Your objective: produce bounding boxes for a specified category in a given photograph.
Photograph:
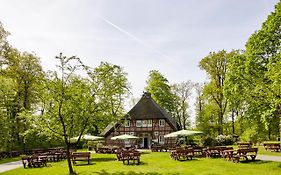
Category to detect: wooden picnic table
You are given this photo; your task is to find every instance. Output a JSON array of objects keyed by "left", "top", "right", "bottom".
[
  {"left": 22, "top": 155, "right": 47, "bottom": 168},
  {"left": 232, "top": 148, "right": 258, "bottom": 163},
  {"left": 192, "top": 146, "right": 206, "bottom": 157},
  {"left": 72, "top": 152, "right": 91, "bottom": 165},
  {"left": 263, "top": 143, "right": 280, "bottom": 152},
  {"left": 119, "top": 150, "right": 141, "bottom": 165},
  {"left": 222, "top": 149, "right": 235, "bottom": 161},
  {"left": 237, "top": 142, "right": 253, "bottom": 149},
  {"left": 151, "top": 145, "right": 168, "bottom": 152},
  {"left": 170, "top": 148, "right": 194, "bottom": 161},
  {"left": 204, "top": 147, "right": 223, "bottom": 158}
]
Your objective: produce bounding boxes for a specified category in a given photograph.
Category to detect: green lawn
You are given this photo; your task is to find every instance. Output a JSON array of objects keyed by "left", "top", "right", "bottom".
[
  {"left": 231, "top": 145, "right": 281, "bottom": 156},
  {"left": 0, "top": 156, "right": 22, "bottom": 165},
  {"left": 1, "top": 152, "right": 281, "bottom": 175},
  {"left": 258, "top": 146, "right": 281, "bottom": 156}
]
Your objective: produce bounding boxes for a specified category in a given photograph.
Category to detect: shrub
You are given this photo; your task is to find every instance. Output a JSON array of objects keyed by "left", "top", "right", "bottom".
[
  {"left": 201, "top": 136, "right": 216, "bottom": 146},
  {"left": 215, "top": 135, "right": 234, "bottom": 146}
]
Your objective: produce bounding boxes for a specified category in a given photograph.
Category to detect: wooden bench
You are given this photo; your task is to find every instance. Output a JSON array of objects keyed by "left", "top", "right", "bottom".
[
  {"left": 204, "top": 147, "right": 223, "bottom": 158},
  {"left": 72, "top": 152, "right": 91, "bottom": 165},
  {"left": 120, "top": 151, "right": 141, "bottom": 165},
  {"left": 22, "top": 156, "right": 47, "bottom": 168},
  {"left": 221, "top": 148, "right": 234, "bottom": 161},
  {"left": 171, "top": 148, "right": 194, "bottom": 161},
  {"left": 237, "top": 142, "right": 253, "bottom": 149},
  {"left": 233, "top": 148, "right": 258, "bottom": 163},
  {"left": 151, "top": 145, "right": 168, "bottom": 152},
  {"left": 192, "top": 146, "right": 205, "bottom": 157},
  {"left": 263, "top": 143, "right": 280, "bottom": 152}
]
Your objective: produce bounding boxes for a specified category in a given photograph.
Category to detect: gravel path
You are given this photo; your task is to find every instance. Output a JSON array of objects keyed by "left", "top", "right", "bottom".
[
  {"left": 257, "top": 155, "right": 281, "bottom": 162},
  {"left": 0, "top": 161, "right": 22, "bottom": 173}
]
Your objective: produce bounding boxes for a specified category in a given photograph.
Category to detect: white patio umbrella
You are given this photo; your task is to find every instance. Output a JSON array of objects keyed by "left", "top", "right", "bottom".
[
  {"left": 70, "top": 134, "right": 104, "bottom": 142},
  {"left": 111, "top": 134, "right": 139, "bottom": 140},
  {"left": 164, "top": 130, "right": 203, "bottom": 138}
]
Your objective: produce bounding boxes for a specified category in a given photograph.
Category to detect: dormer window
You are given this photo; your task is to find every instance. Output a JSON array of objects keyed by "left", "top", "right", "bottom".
[
  {"left": 147, "top": 120, "right": 152, "bottom": 127},
  {"left": 142, "top": 120, "right": 147, "bottom": 127},
  {"left": 136, "top": 120, "right": 142, "bottom": 127},
  {"left": 159, "top": 119, "right": 165, "bottom": 127},
  {"left": 125, "top": 120, "right": 130, "bottom": 127}
]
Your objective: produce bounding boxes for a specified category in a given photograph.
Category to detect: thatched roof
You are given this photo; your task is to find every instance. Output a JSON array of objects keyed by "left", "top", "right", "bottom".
[
  {"left": 101, "top": 92, "right": 178, "bottom": 137},
  {"left": 127, "top": 92, "right": 177, "bottom": 128}
]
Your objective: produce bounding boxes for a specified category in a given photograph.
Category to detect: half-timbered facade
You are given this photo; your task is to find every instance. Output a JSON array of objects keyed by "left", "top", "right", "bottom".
[{"left": 101, "top": 92, "right": 178, "bottom": 148}]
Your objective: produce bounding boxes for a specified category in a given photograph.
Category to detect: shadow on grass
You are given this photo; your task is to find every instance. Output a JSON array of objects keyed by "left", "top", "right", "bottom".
[
  {"left": 121, "top": 161, "right": 148, "bottom": 166},
  {"left": 73, "top": 162, "right": 95, "bottom": 166},
  {"left": 177, "top": 158, "right": 200, "bottom": 162},
  {"left": 139, "top": 152, "right": 151, "bottom": 155},
  {"left": 92, "top": 169, "right": 180, "bottom": 175},
  {"left": 239, "top": 160, "right": 272, "bottom": 164},
  {"left": 92, "top": 157, "right": 116, "bottom": 162}
]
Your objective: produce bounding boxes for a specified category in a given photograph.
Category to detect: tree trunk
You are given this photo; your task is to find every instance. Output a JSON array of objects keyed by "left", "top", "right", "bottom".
[
  {"left": 65, "top": 142, "right": 75, "bottom": 175},
  {"left": 279, "top": 106, "right": 281, "bottom": 144},
  {"left": 279, "top": 114, "right": 281, "bottom": 143},
  {"left": 231, "top": 110, "right": 235, "bottom": 135},
  {"left": 268, "top": 124, "right": 271, "bottom": 140},
  {"left": 218, "top": 111, "right": 223, "bottom": 135}
]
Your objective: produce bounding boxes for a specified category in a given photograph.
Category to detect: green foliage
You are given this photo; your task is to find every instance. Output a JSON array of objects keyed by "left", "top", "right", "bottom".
[
  {"left": 145, "top": 70, "right": 175, "bottom": 114},
  {"left": 0, "top": 39, "right": 44, "bottom": 151},
  {"left": 145, "top": 70, "right": 193, "bottom": 128},
  {"left": 215, "top": 135, "right": 235, "bottom": 146},
  {"left": 171, "top": 81, "right": 193, "bottom": 129},
  {"left": 88, "top": 62, "right": 130, "bottom": 131},
  {"left": 198, "top": 1, "right": 281, "bottom": 141},
  {"left": 223, "top": 1, "right": 281, "bottom": 142},
  {"left": 198, "top": 50, "right": 240, "bottom": 135}
]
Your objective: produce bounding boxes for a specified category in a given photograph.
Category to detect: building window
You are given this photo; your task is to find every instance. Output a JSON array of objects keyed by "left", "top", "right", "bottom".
[
  {"left": 154, "top": 131, "right": 158, "bottom": 136},
  {"left": 136, "top": 120, "right": 142, "bottom": 127},
  {"left": 130, "top": 132, "right": 134, "bottom": 135},
  {"left": 142, "top": 120, "right": 147, "bottom": 127},
  {"left": 147, "top": 120, "right": 152, "bottom": 127},
  {"left": 159, "top": 135, "right": 164, "bottom": 144},
  {"left": 159, "top": 119, "right": 165, "bottom": 127},
  {"left": 125, "top": 120, "right": 130, "bottom": 127}
]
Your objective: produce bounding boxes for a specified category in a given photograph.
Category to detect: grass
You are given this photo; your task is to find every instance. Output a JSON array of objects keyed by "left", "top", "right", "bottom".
[
  {"left": 231, "top": 145, "right": 281, "bottom": 156},
  {"left": 258, "top": 146, "right": 281, "bottom": 156},
  {"left": 0, "top": 152, "right": 281, "bottom": 175},
  {"left": 0, "top": 156, "right": 22, "bottom": 165}
]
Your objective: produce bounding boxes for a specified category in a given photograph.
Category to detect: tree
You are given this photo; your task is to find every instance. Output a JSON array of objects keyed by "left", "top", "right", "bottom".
[
  {"left": 199, "top": 50, "right": 239, "bottom": 135},
  {"left": 171, "top": 81, "right": 193, "bottom": 129},
  {"left": 37, "top": 54, "right": 97, "bottom": 174},
  {"left": 0, "top": 21, "right": 9, "bottom": 51},
  {"left": 0, "top": 43, "right": 44, "bottom": 150},
  {"left": 195, "top": 83, "right": 219, "bottom": 136},
  {"left": 87, "top": 62, "right": 130, "bottom": 133},
  {"left": 145, "top": 70, "right": 175, "bottom": 114},
  {"left": 243, "top": 1, "right": 281, "bottom": 141}
]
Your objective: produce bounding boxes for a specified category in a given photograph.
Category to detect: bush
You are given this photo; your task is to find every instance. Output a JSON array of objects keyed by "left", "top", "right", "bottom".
[
  {"left": 201, "top": 135, "right": 235, "bottom": 146},
  {"left": 201, "top": 136, "right": 216, "bottom": 146},
  {"left": 215, "top": 135, "right": 234, "bottom": 146},
  {"left": 240, "top": 127, "right": 262, "bottom": 144}
]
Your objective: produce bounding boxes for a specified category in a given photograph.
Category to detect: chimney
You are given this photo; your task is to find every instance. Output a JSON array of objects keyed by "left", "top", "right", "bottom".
[{"left": 142, "top": 92, "right": 151, "bottom": 98}]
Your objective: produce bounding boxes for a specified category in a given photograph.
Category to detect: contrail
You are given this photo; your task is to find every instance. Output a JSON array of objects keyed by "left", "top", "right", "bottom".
[{"left": 100, "top": 16, "right": 171, "bottom": 59}]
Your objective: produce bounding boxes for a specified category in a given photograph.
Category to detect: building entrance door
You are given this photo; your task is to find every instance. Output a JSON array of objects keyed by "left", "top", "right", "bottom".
[{"left": 143, "top": 138, "right": 148, "bottom": 148}]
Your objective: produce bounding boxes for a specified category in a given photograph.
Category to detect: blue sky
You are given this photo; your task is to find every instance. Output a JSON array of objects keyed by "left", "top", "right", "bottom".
[{"left": 0, "top": 0, "right": 279, "bottom": 119}]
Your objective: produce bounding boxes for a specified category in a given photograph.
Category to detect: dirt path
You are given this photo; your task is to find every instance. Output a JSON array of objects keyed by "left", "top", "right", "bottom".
[
  {"left": 257, "top": 155, "right": 281, "bottom": 162},
  {"left": 0, "top": 161, "right": 22, "bottom": 173}
]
